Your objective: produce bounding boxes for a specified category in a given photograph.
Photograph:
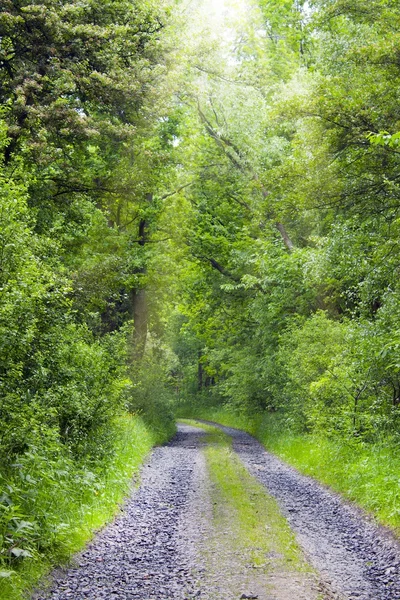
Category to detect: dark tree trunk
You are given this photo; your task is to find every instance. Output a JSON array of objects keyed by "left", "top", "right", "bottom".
[
  {"left": 131, "top": 287, "right": 148, "bottom": 360},
  {"left": 198, "top": 352, "right": 204, "bottom": 391},
  {"left": 130, "top": 194, "right": 152, "bottom": 361}
]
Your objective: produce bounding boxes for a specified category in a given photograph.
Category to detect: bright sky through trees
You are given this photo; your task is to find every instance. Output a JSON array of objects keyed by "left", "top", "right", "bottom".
[{"left": 188, "top": 0, "right": 259, "bottom": 48}]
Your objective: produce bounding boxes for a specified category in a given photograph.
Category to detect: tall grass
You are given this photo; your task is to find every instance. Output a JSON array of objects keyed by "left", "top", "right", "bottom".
[
  {"left": 178, "top": 406, "right": 400, "bottom": 536},
  {"left": 0, "top": 415, "right": 174, "bottom": 600}
]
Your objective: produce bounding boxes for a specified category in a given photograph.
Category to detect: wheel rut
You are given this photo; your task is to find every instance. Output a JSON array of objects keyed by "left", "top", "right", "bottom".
[
  {"left": 34, "top": 426, "right": 205, "bottom": 600},
  {"left": 217, "top": 423, "right": 400, "bottom": 600},
  {"left": 33, "top": 423, "right": 400, "bottom": 600}
]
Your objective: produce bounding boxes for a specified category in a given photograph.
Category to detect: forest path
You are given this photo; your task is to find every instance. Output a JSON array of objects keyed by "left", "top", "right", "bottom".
[{"left": 33, "top": 423, "right": 400, "bottom": 600}]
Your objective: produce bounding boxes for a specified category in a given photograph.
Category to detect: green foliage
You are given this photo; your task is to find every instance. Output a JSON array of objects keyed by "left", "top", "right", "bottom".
[
  {"left": 0, "top": 0, "right": 167, "bottom": 151},
  {"left": 0, "top": 0, "right": 177, "bottom": 590},
  {"left": 0, "top": 166, "right": 129, "bottom": 458},
  {"left": 126, "top": 343, "right": 177, "bottom": 444},
  {"left": 167, "top": 0, "right": 400, "bottom": 457},
  {"left": 368, "top": 131, "right": 400, "bottom": 149}
]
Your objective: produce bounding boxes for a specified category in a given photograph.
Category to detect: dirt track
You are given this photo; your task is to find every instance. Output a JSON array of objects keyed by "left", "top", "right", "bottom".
[{"left": 34, "top": 423, "right": 400, "bottom": 600}]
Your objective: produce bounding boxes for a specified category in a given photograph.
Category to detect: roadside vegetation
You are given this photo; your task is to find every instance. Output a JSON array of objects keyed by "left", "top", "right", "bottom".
[{"left": 0, "top": 415, "right": 173, "bottom": 600}]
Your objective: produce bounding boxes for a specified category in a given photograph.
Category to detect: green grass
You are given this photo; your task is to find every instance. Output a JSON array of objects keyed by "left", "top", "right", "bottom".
[
  {"left": 178, "top": 408, "right": 400, "bottom": 536},
  {"left": 201, "top": 424, "right": 309, "bottom": 571},
  {"left": 179, "top": 420, "right": 319, "bottom": 599},
  {"left": 0, "top": 414, "right": 175, "bottom": 600}
]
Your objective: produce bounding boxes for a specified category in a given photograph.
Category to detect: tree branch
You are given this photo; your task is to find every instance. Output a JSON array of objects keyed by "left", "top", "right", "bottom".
[{"left": 159, "top": 181, "right": 195, "bottom": 201}]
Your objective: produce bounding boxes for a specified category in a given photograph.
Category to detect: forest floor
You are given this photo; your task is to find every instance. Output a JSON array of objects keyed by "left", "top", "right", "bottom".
[{"left": 32, "top": 423, "right": 400, "bottom": 600}]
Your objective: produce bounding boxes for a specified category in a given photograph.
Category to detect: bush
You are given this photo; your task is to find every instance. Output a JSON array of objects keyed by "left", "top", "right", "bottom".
[{"left": 126, "top": 349, "right": 176, "bottom": 444}]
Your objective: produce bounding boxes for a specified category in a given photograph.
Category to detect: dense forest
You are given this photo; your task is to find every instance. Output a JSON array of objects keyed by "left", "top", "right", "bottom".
[{"left": 0, "top": 0, "right": 400, "bottom": 595}]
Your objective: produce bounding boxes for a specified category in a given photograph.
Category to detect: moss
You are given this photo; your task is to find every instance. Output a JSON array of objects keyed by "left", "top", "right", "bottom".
[{"left": 182, "top": 421, "right": 311, "bottom": 572}]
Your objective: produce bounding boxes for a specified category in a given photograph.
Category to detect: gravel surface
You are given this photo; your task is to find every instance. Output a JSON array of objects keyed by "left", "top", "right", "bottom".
[
  {"left": 34, "top": 422, "right": 400, "bottom": 600},
  {"left": 34, "top": 425, "right": 208, "bottom": 600},
  {"left": 216, "top": 424, "right": 400, "bottom": 600}
]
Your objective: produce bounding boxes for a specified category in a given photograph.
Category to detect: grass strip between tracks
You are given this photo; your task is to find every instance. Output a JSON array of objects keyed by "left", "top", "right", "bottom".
[
  {"left": 182, "top": 419, "right": 321, "bottom": 600},
  {"left": 178, "top": 409, "right": 400, "bottom": 537}
]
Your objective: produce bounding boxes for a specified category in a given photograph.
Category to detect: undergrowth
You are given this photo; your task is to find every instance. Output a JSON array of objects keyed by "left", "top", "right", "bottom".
[
  {"left": 0, "top": 414, "right": 174, "bottom": 600},
  {"left": 177, "top": 406, "right": 400, "bottom": 536}
]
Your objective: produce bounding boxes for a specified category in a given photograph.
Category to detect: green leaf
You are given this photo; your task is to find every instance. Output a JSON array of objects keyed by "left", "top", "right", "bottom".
[
  {"left": 10, "top": 548, "right": 33, "bottom": 558},
  {"left": 0, "top": 570, "right": 15, "bottom": 578}
]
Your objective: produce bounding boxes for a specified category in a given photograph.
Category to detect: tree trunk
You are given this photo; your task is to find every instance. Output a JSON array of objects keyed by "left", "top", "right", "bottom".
[
  {"left": 131, "top": 287, "right": 148, "bottom": 360},
  {"left": 275, "top": 222, "right": 294, "bottom": 253},
  {"left": 198, "top": 352, "right": 204, "bottom": 391},
  {"left": 130, "top": 195, "right": 152, "bottom": 361}
]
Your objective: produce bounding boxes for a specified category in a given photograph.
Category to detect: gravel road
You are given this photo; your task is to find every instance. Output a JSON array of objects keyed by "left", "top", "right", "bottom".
[
  {"left": 34, "top": 425, "right": 207, "bottom": 600},
  {"left": 221, "top": 424, "right": 400, "bottom": 600},
  {"left": 34, "top": 422, "right": 400, "bottom": 600}
]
